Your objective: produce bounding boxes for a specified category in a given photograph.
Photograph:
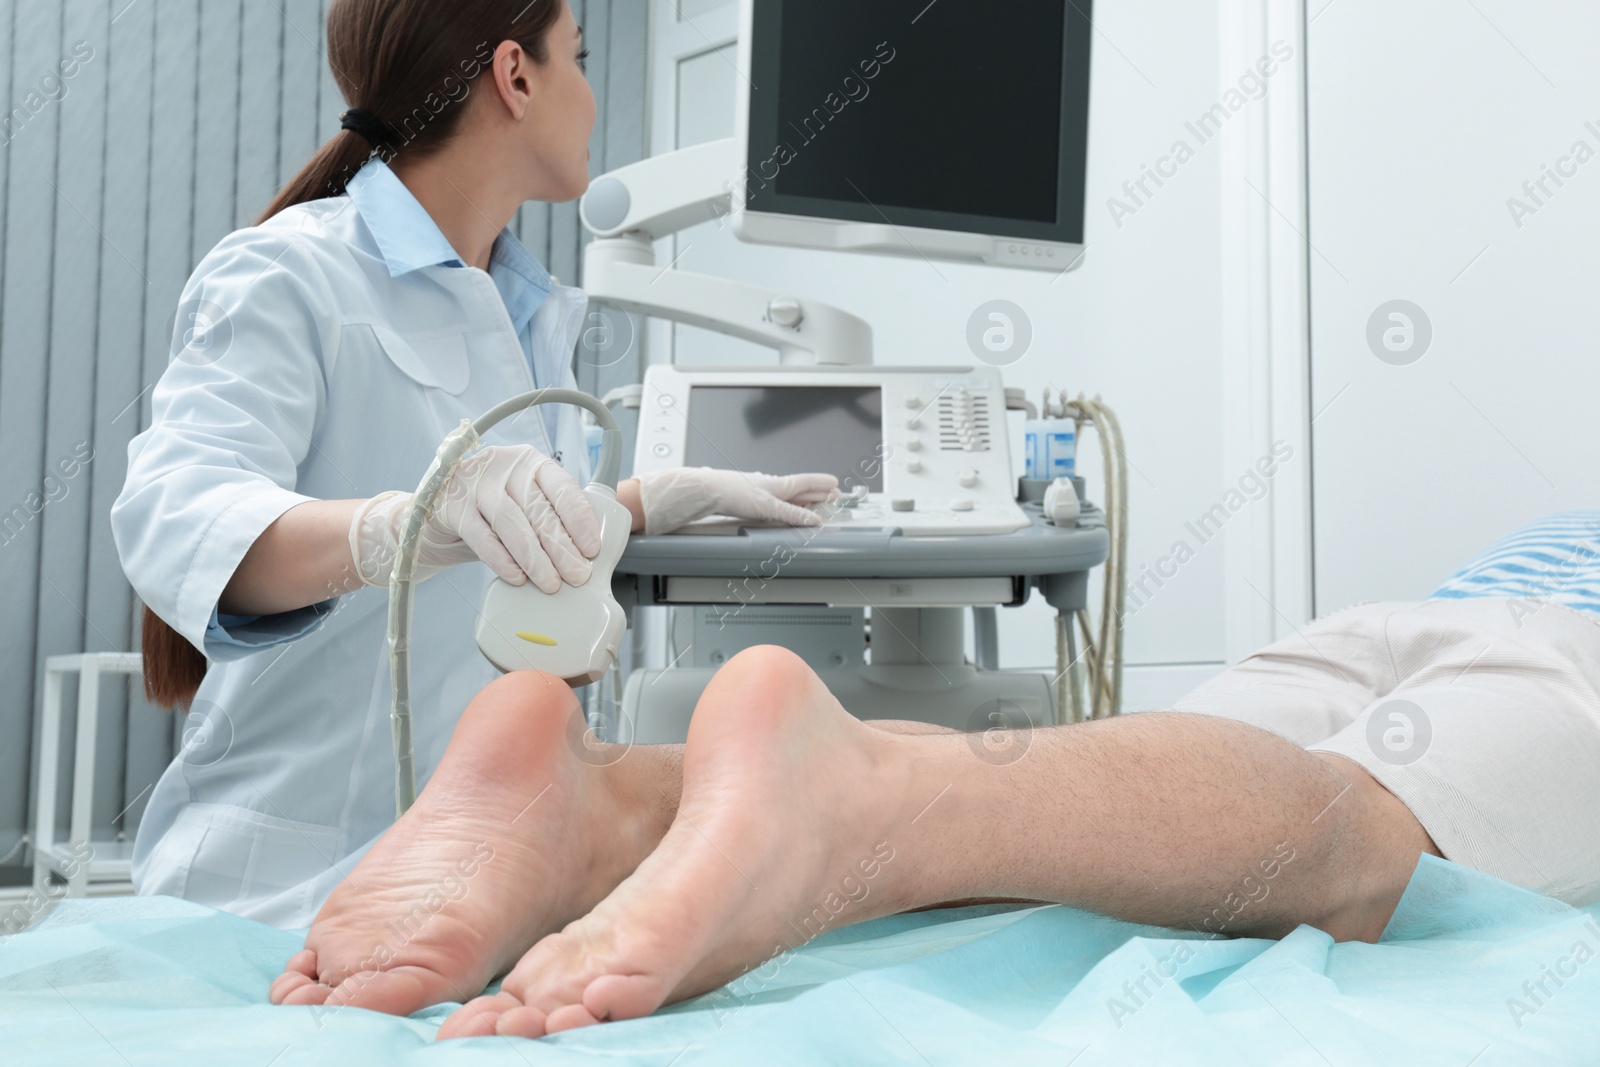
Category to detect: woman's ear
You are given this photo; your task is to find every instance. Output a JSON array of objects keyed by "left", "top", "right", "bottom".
[{"left": 487, "top": 39, "right": 536, "bottom": 122}]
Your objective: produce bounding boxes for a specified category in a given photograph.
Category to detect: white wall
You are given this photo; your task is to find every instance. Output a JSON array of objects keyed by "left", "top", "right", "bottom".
[
  {"left": 1307, "top": 0, "right": 1600, "bottom": 608},
  {"left": 643, "top": 1, "right": 1284, "bottom": 707}
]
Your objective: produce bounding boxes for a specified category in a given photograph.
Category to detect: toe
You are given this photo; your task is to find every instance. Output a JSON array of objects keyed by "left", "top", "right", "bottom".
[
  {"left": 285, "top": 948, "right": 319, "bottom": 978},
  {"left": 543, "top": 1002, "right": 604, "bottom": 1033},
  {"left": 495, "top": 1004, "right": 553, "bottom": 1038},
  {"left": 280, "top": 981, "right": 333, "bottom": 1007},
  {"left": 323, "top": 964, "right": 466, "bottom": 1018},
  {"left": 438, "top": 993, "right": 520, "bottom": 1041},
  {"left": 583, "top": 972, "right": 669, "bottom": 1024},
  {"left": 269, "top": 970, "right": 316, "bottom": 1004}
]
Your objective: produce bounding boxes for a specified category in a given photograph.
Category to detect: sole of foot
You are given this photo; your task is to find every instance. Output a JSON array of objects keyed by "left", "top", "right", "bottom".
[
  {"left": 268, "top": 670, "right": 662, "bottom": 1019},
  {"left": 438, "top": 646, "right": 912, "bottom": 1040}
]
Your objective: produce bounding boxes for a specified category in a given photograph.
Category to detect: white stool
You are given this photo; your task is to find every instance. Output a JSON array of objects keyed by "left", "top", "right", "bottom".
[{"left": 32, "top": 653, "right": 144, "bottom": 899}]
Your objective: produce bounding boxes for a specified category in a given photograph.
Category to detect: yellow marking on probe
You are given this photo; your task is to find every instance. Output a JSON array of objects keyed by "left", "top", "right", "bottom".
[{"left": 516, "top": 632, "right": 559, "bottom": 647}]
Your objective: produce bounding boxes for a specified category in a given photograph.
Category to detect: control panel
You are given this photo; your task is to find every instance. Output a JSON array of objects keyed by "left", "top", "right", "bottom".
[{"left": 634, "top": 365, "right": 1030, "bottom": 536}]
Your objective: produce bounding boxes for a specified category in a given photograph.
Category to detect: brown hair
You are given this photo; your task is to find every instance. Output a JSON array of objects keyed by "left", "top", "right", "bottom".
[{"left": 140, "top": 0, "right": 565, "bottom": 709}]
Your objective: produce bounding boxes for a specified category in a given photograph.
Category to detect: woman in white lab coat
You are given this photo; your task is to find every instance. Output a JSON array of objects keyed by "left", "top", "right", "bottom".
[{"left": 112, "top": 0, "right": 834, "bottom": 929}]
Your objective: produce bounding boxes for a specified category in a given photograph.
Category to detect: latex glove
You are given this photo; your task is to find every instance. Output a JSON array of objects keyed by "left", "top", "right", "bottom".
[
  {"left": 638, "top": 467, "right": 839, "bottom": 536},
  {"left": 350, "top": 445, "right": 602, "bottom": 593}
]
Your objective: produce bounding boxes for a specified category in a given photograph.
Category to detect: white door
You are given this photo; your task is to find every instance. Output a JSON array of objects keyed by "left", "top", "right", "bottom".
[{"left": 1307, "top": 0, "right": 1600, "bottom": 609}]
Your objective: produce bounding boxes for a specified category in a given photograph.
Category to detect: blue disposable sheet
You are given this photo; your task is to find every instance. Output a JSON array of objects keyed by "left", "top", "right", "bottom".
[{"left": 2, "top": 855, "right": 1598, "bottom": 1065}]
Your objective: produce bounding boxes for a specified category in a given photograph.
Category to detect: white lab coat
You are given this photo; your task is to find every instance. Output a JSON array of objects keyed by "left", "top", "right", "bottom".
[{"left": 112, "top": 166, "right": 591, "bottom": 928}]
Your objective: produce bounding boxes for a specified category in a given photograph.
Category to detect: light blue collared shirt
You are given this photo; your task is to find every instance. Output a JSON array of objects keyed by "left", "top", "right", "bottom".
[{"left": 208, "top": 159, "right": 568, "bottom": 650}]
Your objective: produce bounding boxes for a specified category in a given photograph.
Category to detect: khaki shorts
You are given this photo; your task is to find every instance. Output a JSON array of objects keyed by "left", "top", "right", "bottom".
[{"left": 1172, "top": 598, "right": 1600, "bottom": 907}]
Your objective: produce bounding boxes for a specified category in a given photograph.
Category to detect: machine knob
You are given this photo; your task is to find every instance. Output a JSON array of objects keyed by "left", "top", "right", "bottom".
[
  {"left": 951, "top": 498, "right": 975, "bottom": 512},
  {"left": 906, "top": 416, "right": 922, "bottom": 430},
  {"left": 891, "top": 498, "right": 916, "bottom": 512},
  {"left": 905, "top": 394, "right": 923, "bottom": 409},
  {"left": 959, "top": 469, "right": 979, "bottom": 488},
  {"left": 906, "top": 458, "right": 924, "bottom": 474},
  {"left": 905, "top": 438, "right": 923, "bottom": 452},
  {"left": 767, "top": 297, "right": 805, "bottom": 328}
]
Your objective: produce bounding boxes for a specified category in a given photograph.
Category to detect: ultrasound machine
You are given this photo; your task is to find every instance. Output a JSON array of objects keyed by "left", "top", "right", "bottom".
[{"left": 580, "top": 0, "right": 1125, "bottom": 742}]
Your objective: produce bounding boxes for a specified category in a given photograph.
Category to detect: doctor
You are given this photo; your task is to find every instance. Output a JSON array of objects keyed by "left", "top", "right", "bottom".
[{"left": 112, "top": 0, "right": 836, "bottom": 929}]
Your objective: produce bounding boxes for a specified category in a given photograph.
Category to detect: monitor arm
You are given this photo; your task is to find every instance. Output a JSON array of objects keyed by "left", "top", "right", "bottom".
[{"left": 579, "top": 138, "right": 874, "bottom": 367}]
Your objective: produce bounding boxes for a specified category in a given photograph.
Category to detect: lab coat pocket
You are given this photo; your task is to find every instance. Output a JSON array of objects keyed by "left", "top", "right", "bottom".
[
  {"left": 364, "top": 322, "right": 472, "bottom": 396},
  {"left": 144, "top": 802, "right": 344, "bottom": 924}
]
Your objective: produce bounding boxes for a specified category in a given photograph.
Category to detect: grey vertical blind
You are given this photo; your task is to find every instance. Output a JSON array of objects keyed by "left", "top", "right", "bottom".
[{"left": 0, "top": 0, "right": 650, "bottom": 866}]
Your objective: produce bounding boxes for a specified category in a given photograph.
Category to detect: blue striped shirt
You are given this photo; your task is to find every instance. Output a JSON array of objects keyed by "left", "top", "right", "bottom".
[{"left": 1431, "top": 511, "right": 1600, "bottom": 618}]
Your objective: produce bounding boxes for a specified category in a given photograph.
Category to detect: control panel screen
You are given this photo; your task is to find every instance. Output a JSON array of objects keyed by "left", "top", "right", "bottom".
[{"left": 684, "top": 386, "right": 885, "bottom": 493}]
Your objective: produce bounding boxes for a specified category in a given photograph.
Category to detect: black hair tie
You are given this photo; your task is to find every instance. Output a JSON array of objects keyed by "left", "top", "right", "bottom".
[{"left": 339, "top": 108, "right": 390, "bottom": 147}]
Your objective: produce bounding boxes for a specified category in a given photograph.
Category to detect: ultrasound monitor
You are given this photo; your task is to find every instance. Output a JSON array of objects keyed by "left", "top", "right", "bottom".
[{"left": 732, "top": 0, "right": 1092, "bottom": 273}]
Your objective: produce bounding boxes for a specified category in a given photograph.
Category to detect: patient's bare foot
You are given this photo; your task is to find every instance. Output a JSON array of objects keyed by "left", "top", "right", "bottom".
[
  {"left": 268, "top": 671, "right": 675, "bottom": 1018},
  {"left": 439, "top": 646, "right": 918, "bottom": 1039}
]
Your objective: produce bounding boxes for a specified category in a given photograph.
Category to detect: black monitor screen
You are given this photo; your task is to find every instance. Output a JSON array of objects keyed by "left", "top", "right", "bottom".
[
  {"left": 684, "top": 386, "right": 885, "bottom": 492},
  {"left": 744, "top": 0, "right": 1091, "bottom": 244}
]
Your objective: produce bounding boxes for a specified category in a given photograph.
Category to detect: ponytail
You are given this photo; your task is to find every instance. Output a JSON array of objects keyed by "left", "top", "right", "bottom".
[
  {"left": 140, "top": 0, "right": 565, "bottom": 708},
  {"left": 256, "top": 128, "right": 377, "bottom": 225},
  {"left": 141, "top": 606, "right": 207, "bottom": 710}
]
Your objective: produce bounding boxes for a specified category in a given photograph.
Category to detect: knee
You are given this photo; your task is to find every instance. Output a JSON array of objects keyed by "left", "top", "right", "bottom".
[{"left": 1304, "top": 754, "right": 1437, "bottom": 942}]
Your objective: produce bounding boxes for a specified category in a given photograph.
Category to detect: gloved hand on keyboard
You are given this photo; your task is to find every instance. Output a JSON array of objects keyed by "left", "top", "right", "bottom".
[{"left": 638, "top": 468, "right": 839, "bottom": 536}]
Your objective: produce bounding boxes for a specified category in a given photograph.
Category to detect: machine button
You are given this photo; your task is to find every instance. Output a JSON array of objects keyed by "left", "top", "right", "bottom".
[
  {"left": 906, "top": 416, "right": 922, "bottom": 430},
  {"left": 951, "top": 498, "right": 975, "bottom": 512},
  {"left": 652, "top": 443, "right": 672, "bottom": 458},
  {"left": 906, "top": 458, "right": 923, "bottom": 474},
  {"left": 891, "top": 498, "right": 916, "bottom": 512},
  {"left": 959, "top": 469, "right": 979, "bottom": 488},
  {"left": 657, "top": 394, "right": 675, "bottom": 408},
  {"left": 905, "top": 438, "right": 923, "bottom": 452},
  {"left": 905, "top": 394, "right": 923, "bottom": 409}
]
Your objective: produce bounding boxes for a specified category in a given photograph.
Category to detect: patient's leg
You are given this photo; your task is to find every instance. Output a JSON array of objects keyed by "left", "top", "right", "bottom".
[
  {"left": 268, "top": 670, "right": 680, "bottom": 1017},
  {"left": 447, "top": 645, "right": 1437, "bottom": 1039}
]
